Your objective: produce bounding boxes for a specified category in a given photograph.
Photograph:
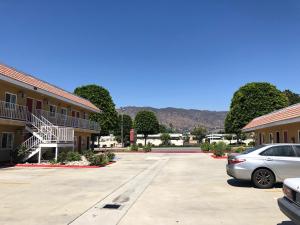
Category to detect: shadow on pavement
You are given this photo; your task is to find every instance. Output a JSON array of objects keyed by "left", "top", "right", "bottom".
[
  {"left": 227, "top": 179, "right": 283, "bottom": 189},
  {"left": 227, "top": 179, "right": 253, "bottom": 188},
  {"left": 277, "top": 221, "right": 295, "bottom": 225}
]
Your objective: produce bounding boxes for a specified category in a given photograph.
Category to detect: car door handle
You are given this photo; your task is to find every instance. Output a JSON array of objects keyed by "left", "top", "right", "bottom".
[{"left": 266, "top": 158, "right": 273, "bottom": 161}]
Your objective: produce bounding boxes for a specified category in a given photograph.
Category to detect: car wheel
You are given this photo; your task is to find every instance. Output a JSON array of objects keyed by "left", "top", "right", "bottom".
[{"left": 252, "top": 168, "right": 275, "bottom": 189}]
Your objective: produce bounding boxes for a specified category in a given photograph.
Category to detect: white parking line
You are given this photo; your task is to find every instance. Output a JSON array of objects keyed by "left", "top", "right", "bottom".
[{"left": 69, "top": 157, "right": 168, "bottom": 225}]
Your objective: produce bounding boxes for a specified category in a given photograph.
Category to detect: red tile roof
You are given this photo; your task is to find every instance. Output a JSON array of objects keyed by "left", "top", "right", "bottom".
[
  {"left": 243, "top": 104, "right": 300, "bottom": 131},
  {"left": 0, "top": 63, "right": 100, "bottom": 112}
]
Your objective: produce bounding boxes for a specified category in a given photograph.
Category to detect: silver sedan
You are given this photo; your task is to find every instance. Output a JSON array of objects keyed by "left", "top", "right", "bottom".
[{"left": 226, "top": 144, "right": 300, "bottom": 188}]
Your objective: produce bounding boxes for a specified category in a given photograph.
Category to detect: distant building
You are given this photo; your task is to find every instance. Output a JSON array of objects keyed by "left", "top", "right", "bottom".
[
  {"left": 95, "top": 135, "right": 120, "bottom": 148},
  {"left": 204, "top": 133, "right": 254, "bottom": 146},
  {"left": 136, "top": 133, "right": 184, "bottom": 146}
]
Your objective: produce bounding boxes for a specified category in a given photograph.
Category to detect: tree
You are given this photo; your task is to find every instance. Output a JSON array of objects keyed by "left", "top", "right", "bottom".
[
  {"left": 160, "top": 133, "right": 171, "bottom": 146},
  {"left": 283, "top": 90, "right": 300, "bottom": 106},
  {"left": 191, "top": 126, "right": 207, "bottom": 143},
  {"left": 159, "top": 124, "right": 168, "bottom": 133},
  {"left": 114, "top": 114, "right": 133, "bottom": 147},
  {"left": 74, "top": 85, "right": 118, "bottom": 136},
  {"left": 134, "top": 110, "right": 159, "bottom": 145},
  {"left": 224, "top": 134, "right": 233, "bottom": 145},
  {"left": 225, "top": 82, "right": 288, "bottom": 137}
]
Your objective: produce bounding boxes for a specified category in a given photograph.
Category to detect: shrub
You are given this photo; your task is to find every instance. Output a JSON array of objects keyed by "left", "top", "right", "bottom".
[
  {"left": 66, "top": 151, "right": 81, "bottom": 162},
  {"left": 143, "top": 143, "right": 152, "bottom": 152},
  {"left": 89, "top": 154, "right": 109, "bottom": 166},
  {"left": 106, "top": 151, "right": 115, "bottom": 162},
  {"left": 201, "top": 142, "right": 210, "bottom": 151},
  {"left": 138, "top": 143, "right": 143, "bottom": 148},
  {"left": 248, "top": 141, "right": 255, "bottom": 147},
  {"left": 234, "top": 146, "right": 245, "bottom": 153},
  {"left": 130, "top": 144, "right": 139, "bottom": 151},
  {"left": 57, "top": 151, "right": 68, "bottom": 163},
  {"left": 213, "top": 141, "right": 228, "bottom": 157},
  {"left": 83, "top": 150, "right": 94, "bottom": 161}
]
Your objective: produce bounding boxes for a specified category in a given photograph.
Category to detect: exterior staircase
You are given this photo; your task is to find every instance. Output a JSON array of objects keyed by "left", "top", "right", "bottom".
[{"left": 18, "top": 112, "right": 74, "bottom": 163}]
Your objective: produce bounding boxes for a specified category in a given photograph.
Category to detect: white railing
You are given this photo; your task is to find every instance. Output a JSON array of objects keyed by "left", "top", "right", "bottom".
[
  {"left": 21, "top": 135, "right": 42, "bottom": 151},
  {"left": 0, "top": 101, "right": 28, "bottom": 121},
  {"left": 35, "top": 109, "right": 100, "bottom": 131}
]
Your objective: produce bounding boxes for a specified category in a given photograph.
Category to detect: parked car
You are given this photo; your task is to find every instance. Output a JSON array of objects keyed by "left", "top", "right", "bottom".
[
  {"left": 278, "top": 178, "right": 300, "bottom": 225},
  {"left": 226, "top": 144, "right": 300, "bottom": 188}
]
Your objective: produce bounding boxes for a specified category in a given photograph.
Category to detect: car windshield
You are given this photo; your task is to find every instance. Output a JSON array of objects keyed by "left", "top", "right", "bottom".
[{"left": 241, "top": 145, "right": 266, "bottom": 155}]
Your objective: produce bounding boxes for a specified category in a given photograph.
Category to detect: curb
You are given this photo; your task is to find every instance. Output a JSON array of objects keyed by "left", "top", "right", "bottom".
[{"left": 15, "top": 161, "right": 116, "bottom": 169}]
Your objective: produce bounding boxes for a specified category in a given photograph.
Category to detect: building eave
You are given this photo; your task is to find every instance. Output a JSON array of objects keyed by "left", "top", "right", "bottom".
[
  {"left": 242, "top": 116, "right": 300, "bottom": 132},
  {"left": 0, "top": 73, "right": 101, "bottom": 113}
]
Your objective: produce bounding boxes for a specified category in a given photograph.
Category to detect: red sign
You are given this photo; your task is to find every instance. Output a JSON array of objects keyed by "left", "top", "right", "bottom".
[{"left": 130, "top": 129, "right": 135, "bottom": 143}]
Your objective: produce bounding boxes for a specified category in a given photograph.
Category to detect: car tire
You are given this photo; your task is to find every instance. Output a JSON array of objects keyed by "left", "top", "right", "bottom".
[{"left": 252, "top": 168, "right": 275, "bottom": 189}]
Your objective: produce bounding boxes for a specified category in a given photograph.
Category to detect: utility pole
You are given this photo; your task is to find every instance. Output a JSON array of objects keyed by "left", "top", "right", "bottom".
[{"left": 120, "top": 108, "right": 124, "bottom": 148}]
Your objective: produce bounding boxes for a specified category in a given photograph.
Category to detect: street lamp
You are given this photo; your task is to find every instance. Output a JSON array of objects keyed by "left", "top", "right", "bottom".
[{"left": 120, "top": 108, "right": 125, "bottom": 148}]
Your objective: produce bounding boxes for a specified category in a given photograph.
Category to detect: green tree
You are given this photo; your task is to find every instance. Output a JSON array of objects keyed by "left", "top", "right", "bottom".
[
  {"left": 160, "top": 133, "right": 171, "bottom": 146},
  {"left": 225, "top": 82, "right": 288, "bottom": 137},
  {"left": 114, "top": 114, "right": 133, "bottom": 146},
  {"left": 74, "top": 85, "right": 118, "bottom": 136},
  {"left": 159, "top": 124, "right": 168, "bottom": 133},
  {"left": 134, "top": 110, "right": 159, "bottom": 145},
  {"left": 224, "top": 134, "right": 233, "bottom": 145},
  {"left": 283, "top": 89, "right": 300, "bottom": 106},
  {"left": 191, "top": 126, "right": 207, "bottom": 143}
]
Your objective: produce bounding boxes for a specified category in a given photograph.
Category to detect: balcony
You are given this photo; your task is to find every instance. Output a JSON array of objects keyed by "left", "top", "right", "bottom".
[
  {"left": 35, "top": 109, "right": 100, "bottom": 132},
  {"left": 0, "top": 101, "right": 100, "bottom": 132}
]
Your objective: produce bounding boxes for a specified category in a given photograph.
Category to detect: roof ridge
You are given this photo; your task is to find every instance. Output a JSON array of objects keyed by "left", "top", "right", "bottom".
[{"left": 0, "top": 61, "right": 99, "bottom": 110}]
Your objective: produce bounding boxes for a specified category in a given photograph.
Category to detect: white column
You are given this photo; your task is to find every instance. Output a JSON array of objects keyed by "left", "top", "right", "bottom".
[
  {"left": 38, "top": 148, "right": 41, "bottom": 164},
  {"left": 55, "top": 147, "right": 58, "bottom": 161}
]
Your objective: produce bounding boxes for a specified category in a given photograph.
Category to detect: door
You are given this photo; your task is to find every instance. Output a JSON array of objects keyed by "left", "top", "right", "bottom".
[
  {"left": 284, "top": 131, "right": 288, "bottom": 143},
  {"left": 26, "top": 98, "right": 33, "bottom": 113},
  {"left": 261, "top": 145, "right": 300, "bottom": 180},
  {"left": 87, "top": 136, "right": 90, "bottom": 150},
  {"left": 78, "top": 136, "right": 82, "bottom": 153}
]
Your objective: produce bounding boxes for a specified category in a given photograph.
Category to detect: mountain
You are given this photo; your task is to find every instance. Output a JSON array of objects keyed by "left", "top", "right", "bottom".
[{"left": 118, "top": 106, "right": 228, "bottom": 132}]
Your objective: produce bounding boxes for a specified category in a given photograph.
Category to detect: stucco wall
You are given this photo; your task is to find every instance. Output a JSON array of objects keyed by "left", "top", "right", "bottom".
[
  {"left": 254, "top": 122, "right": 300, "bottom": 145},
  {"left": 0, "top": 79, "right": 93, "bottom": 119}
]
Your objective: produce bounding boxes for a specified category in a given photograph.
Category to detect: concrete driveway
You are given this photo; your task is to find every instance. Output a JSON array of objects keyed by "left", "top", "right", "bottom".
[{"left": 0, "top": 153, "right": 291, "bottom": 225}]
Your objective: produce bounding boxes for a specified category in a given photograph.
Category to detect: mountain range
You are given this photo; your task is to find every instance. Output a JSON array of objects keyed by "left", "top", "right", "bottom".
[{"left": 118, "top": 106, "right": 228, "bottom": 132}]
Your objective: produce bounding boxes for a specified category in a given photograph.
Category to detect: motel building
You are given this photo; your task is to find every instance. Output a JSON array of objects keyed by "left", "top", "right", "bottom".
[
  {"left": 0, "top": 63, "right": 100, "bottom": 163},
  {"left": 242, "top": 103, "right": 300, "bottom": 145}
]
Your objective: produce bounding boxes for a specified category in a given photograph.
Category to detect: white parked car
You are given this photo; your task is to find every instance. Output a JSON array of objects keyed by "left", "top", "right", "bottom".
[{"left": 278, "top": 178, "right": 300, "bottom": 225}]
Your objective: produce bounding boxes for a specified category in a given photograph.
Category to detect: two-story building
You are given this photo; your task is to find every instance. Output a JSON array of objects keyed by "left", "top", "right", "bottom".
[{"left": 0, "top": 63, "right": 101, "bottom": 163}]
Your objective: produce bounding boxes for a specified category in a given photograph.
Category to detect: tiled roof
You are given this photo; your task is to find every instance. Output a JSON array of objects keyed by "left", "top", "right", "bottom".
[
  {"left": 0, "top": 63, "right": 100, "bottom": 112},
  {"left": 243, "top": 104, "right": 300, "bottom": 131}
]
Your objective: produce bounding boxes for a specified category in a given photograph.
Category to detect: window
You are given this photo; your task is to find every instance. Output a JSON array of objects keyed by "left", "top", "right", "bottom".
[
  {"left": 49, "top": 105, "right": 56, "bottom": 117},
  {"left": 61, "top": 108, "right": 67, "bottom": 116},
  {"left": 261, "top": 145, "right": 296, "bottom": 157},
  {"left": 5, "top": 92, "right": 17, "bottom": 108},
  {"left": 293, "top": 146, "right": 300, "bottom": 157},
  {"left": 1, "top": 133, "right": 14, "bottom": 149}
]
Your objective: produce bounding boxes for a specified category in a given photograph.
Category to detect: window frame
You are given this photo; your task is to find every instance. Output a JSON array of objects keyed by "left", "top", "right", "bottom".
[
  {"left": 269, "top": 133, "right": 274, "bottom": 144},
  {"left": 5, "top": 92, "right": 17, "bottom": 109},
  {"left": 60, "top": 107, "right": 68, "bottom": 116},
  {"left": 1, "top": 132, "right": 14, "bottom": 150},
  {"left": 49, "top": 105, "right": 57, "bottom": 117},
  {"left": 260, "top": 145, "right": 296, "bottom": 157}
]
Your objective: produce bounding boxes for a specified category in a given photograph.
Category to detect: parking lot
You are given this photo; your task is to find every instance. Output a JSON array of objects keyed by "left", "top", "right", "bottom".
[{"left": 0, "top": 152, "right": 292, "bottom": 225}]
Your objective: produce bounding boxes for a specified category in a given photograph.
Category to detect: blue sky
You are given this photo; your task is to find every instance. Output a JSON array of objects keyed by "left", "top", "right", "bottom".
[{"left": 0, "top": 0, "right": 300, "bottom": 111}]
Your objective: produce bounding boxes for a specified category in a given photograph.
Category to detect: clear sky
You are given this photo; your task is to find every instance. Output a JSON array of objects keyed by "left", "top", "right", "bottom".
[{"left": 0, "top": 0, "right": 300, "bottom": 111}]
